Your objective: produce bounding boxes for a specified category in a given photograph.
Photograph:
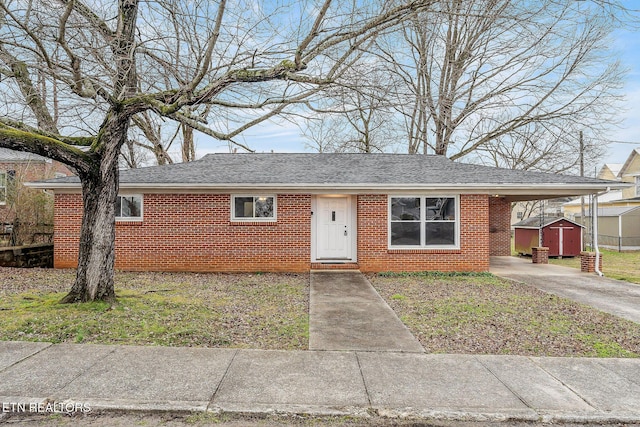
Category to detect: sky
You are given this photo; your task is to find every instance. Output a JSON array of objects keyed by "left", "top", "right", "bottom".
[
  {"left": 606, "top": 23, "right": 640, "bottom": 168},
  {"left": 189, "top": 10, "right": 640, "bottom": 174}
]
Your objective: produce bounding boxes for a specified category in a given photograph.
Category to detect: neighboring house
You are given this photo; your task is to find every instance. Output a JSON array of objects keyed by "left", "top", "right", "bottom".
[
  {"left": 0, "top": 147, "right": 74, "bottom": 245},
  {"left": 563, "top": 158, "right": 639, "bottom": 219},
  {"left": 562, "top": 150, "right": 640, "bottom": 251},
  {"left": 575, "top": 206, "right": 640, "bottom": 251},
  {"left": 598, "top": 163, "right": 623, "bottom": 181},
  {"left": 510, "top": 198, "right": 570, "bottom": 225},
  {"left": 563, "top": 189, "right": 630, "bottom": 218},
  {"left": 618, "top": 148, "right": 640, "bottom": 200},
  {"left": 513, "top": 216, "right": 583, "bottom": 257},
  {"left": 29, "top": 153, "right": 622, "bottom": 273}
]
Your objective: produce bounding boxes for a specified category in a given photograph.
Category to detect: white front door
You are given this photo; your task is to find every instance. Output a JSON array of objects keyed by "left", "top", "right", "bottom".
[{"left": 316, "top": 196, "right": 352, "bottom": 260}]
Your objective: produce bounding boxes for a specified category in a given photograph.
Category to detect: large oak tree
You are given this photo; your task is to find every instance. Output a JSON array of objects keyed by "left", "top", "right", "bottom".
[{"left": 0, "top": 0, "right": 432, "bottom": 302}]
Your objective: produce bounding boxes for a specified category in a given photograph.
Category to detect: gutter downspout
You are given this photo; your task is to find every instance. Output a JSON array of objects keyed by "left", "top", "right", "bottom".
[{"left": 592, "top": 187, "right": 611, "bottom": 277}]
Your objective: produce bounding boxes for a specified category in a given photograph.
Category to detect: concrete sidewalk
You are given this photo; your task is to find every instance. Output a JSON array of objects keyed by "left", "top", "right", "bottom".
[
  {"left": 309, "top": 271, "right": 424, "bottom": 352},
  {"left": 1, "top": 341, "right": 640, "bottom": 423},
  {"left": 490, "top": 256, "right": 640, "bottom": 323}
]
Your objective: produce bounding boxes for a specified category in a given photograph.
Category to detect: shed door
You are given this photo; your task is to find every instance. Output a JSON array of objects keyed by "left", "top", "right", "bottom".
[
  {"left": 316, "top": 196, "right": 351, "bottom": 260},
  {"left": 562, "top": 227, "right": 580, "bottom": 256},
  {"left": 544, "top": 227, "right": 560, "bottom": 257}
]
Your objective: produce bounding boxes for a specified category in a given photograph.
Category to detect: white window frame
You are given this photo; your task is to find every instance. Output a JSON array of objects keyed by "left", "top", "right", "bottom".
[
  {"left": 115, "top": 194, "right": 143, "bottom": 221},
  {"left": 0, "top": 171, "right": 6, "bottom": 205},
  {"left": 388, "top": 195, "right": 460, "bottom": 249},
  {"left": 231, "top": 195, "right": 277, "bottom": 221}
]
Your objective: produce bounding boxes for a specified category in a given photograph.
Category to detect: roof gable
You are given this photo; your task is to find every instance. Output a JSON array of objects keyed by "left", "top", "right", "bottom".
[
  {"left": 618, "top": 148, "right": 640, "bottom": 178},
  {"left": 598, "top": 163, "right": 622, "bottom": 180}
]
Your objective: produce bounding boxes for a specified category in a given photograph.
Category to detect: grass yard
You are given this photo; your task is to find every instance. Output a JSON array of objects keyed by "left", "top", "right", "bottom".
[
  {"left": 549, "top": 249, "right": 640, "bottom": 284},
  {"left": 0, "top": 268, "right": 309, "bottom": 349},
  {"left": 371, "top": 272, "right": 640, "bottom": 357},
  {"left": 2, "top": 268, "right": 640, "bottom": 357}
]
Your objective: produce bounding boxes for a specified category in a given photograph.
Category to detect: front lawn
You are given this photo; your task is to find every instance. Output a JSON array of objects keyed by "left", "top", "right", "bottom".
[
  {"left": 549, "top": 249, "right": 640, "bottom": 284},
  {"left": 0, "top": 269, "right": 309, "bottom": 349},
  {"left": 371, "top": 272, "right": 640, "bottom": 357},
  {"left": 2, "top": 268, "right": 640, "bottom": 357}
]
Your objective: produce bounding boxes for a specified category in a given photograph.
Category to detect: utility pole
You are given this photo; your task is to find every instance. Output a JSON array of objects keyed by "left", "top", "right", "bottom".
[{"left": 579, "top": 131, "right": 587, "bottom": 250}]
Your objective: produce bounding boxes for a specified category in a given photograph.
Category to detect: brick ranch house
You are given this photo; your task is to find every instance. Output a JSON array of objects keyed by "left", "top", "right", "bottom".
[{"left": 28, "top": 153, "right": 620, "bottom": 273}]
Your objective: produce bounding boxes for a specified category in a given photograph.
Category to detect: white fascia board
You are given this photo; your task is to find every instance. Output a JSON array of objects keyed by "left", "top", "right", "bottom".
[{"left": 25, "top": 181, "right": 626, "bottom": 195}]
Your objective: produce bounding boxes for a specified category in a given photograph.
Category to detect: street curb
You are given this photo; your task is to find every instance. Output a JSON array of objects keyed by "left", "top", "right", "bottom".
[{"left": 4, "top": 396, "right": 640, "bottom": 425}]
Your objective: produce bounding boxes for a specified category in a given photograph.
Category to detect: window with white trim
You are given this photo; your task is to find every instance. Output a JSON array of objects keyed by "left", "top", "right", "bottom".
[
  {"left": 389, "top": 196, "right": 458, "bottom": 248},
  {"left": 0, "top": 171, "right": 6, "bottom": 205},
  {"left": 115, "top": 195, "right": 142, "bottom": 220},
  {"left": 232, "top": 195, "right": 276, "bottom": 220}
]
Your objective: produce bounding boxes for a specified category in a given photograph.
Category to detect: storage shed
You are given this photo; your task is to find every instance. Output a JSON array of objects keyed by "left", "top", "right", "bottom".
[
  {"left": 574, "top": 206, "right": 640, "bottom": 251},
  {"left": 513, "top": 216, "right": 583, "bottom": 257}
]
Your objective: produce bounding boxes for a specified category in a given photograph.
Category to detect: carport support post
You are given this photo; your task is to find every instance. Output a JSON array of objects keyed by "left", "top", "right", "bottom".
[
  {"left": 580, "top": 251, "right": 603, "bottom": 273},
  {"left": 593, "top": 192, "right": 603, "bottom": 276},
  {"left": 532, "top": 247, "right": 549, "bottom": 264}
]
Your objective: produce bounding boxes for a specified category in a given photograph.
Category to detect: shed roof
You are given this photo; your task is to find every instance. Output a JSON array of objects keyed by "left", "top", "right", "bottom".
[
  {"left": 29, "top": 153, "right": 626, "bottom": 200},
  {"left": 513, "top": 216, "right": 584, "bottom": 229}
]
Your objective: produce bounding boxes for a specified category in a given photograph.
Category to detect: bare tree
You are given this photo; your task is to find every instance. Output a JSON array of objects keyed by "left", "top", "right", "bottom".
[
  {"left": 302, "top": 66, "right": 401, "bottom": 153},
  {"left": 0, "top": 0, "right": 434, "bottom": 302},
  {"left": 375, "top": 0, "right": 625, "bottom": 170}
]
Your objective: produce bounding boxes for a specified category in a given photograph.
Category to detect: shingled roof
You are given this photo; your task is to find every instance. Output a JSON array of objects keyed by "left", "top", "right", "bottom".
[
  {"left": 29, "top": 153, "right": 626, "bottom": 200},
  {"left": 0, "top": 147, "right": 49, "bottom": 162},
  {"left": 513, "top": 216, "right": 584, "bottom": 228}
]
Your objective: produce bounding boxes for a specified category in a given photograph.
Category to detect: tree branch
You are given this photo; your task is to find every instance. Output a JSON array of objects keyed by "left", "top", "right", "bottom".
[
  {"left": 0, "top": 122, "right": 93, "bottom": 173},
  {"left": 0, "top": 44, "right": 59, "bottom": 134}
]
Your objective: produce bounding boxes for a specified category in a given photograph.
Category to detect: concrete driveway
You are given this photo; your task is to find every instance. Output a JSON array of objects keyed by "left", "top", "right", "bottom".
[{"left": 490, "top": 256, "right": 640, "bottom": 324}]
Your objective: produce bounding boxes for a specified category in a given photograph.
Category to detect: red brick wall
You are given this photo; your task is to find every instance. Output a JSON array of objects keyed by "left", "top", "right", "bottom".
[
  {"left": 356, "top": 194, "right": 490, "bottom": 272},
  {"left": 55, "top": 192, "right": 497, "bottom": 273},
  {"left": 488, "top": 197, "right": 511, "bottom": 256},
  {"left": 53, "top": 194, "right": 83, "bottom": 267},
  {"left": 54, "top": 193, "right": 311, "bottom": 272}
]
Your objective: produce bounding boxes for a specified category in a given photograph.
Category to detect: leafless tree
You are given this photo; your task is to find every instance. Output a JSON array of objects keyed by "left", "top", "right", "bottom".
[
  {"left": 0, "top": 0, "right": 434, "bottom": 302},
  {"left": 375, "top": 0, "right": 626, "bottom": 171},
  {"left": 302, "top": 66, "right": 401, "bottom": 153}
]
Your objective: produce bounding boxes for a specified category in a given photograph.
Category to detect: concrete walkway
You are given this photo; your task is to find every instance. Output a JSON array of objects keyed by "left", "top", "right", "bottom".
[
  {"left": 490, "top": 256, "right": 640, "bottom": 324},
  {"left": 1, "top": 341, "right": 640, "bottom": 423},
  {"left": 309, "top": 271, "right": 424, "bottom": 352}
]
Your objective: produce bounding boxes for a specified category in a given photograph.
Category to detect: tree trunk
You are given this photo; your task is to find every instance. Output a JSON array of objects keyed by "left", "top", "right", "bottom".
[
  {"left": 60, "top": 113, "right": 127, "bottom": 304},
  {"left": 182, "top": 124, "right": 195, "bottom": 162}
]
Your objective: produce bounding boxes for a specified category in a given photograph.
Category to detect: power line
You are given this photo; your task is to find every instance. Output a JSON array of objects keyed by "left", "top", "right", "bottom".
[{"left": 608, "top": 140, "right": 640, "bottom": 144}]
